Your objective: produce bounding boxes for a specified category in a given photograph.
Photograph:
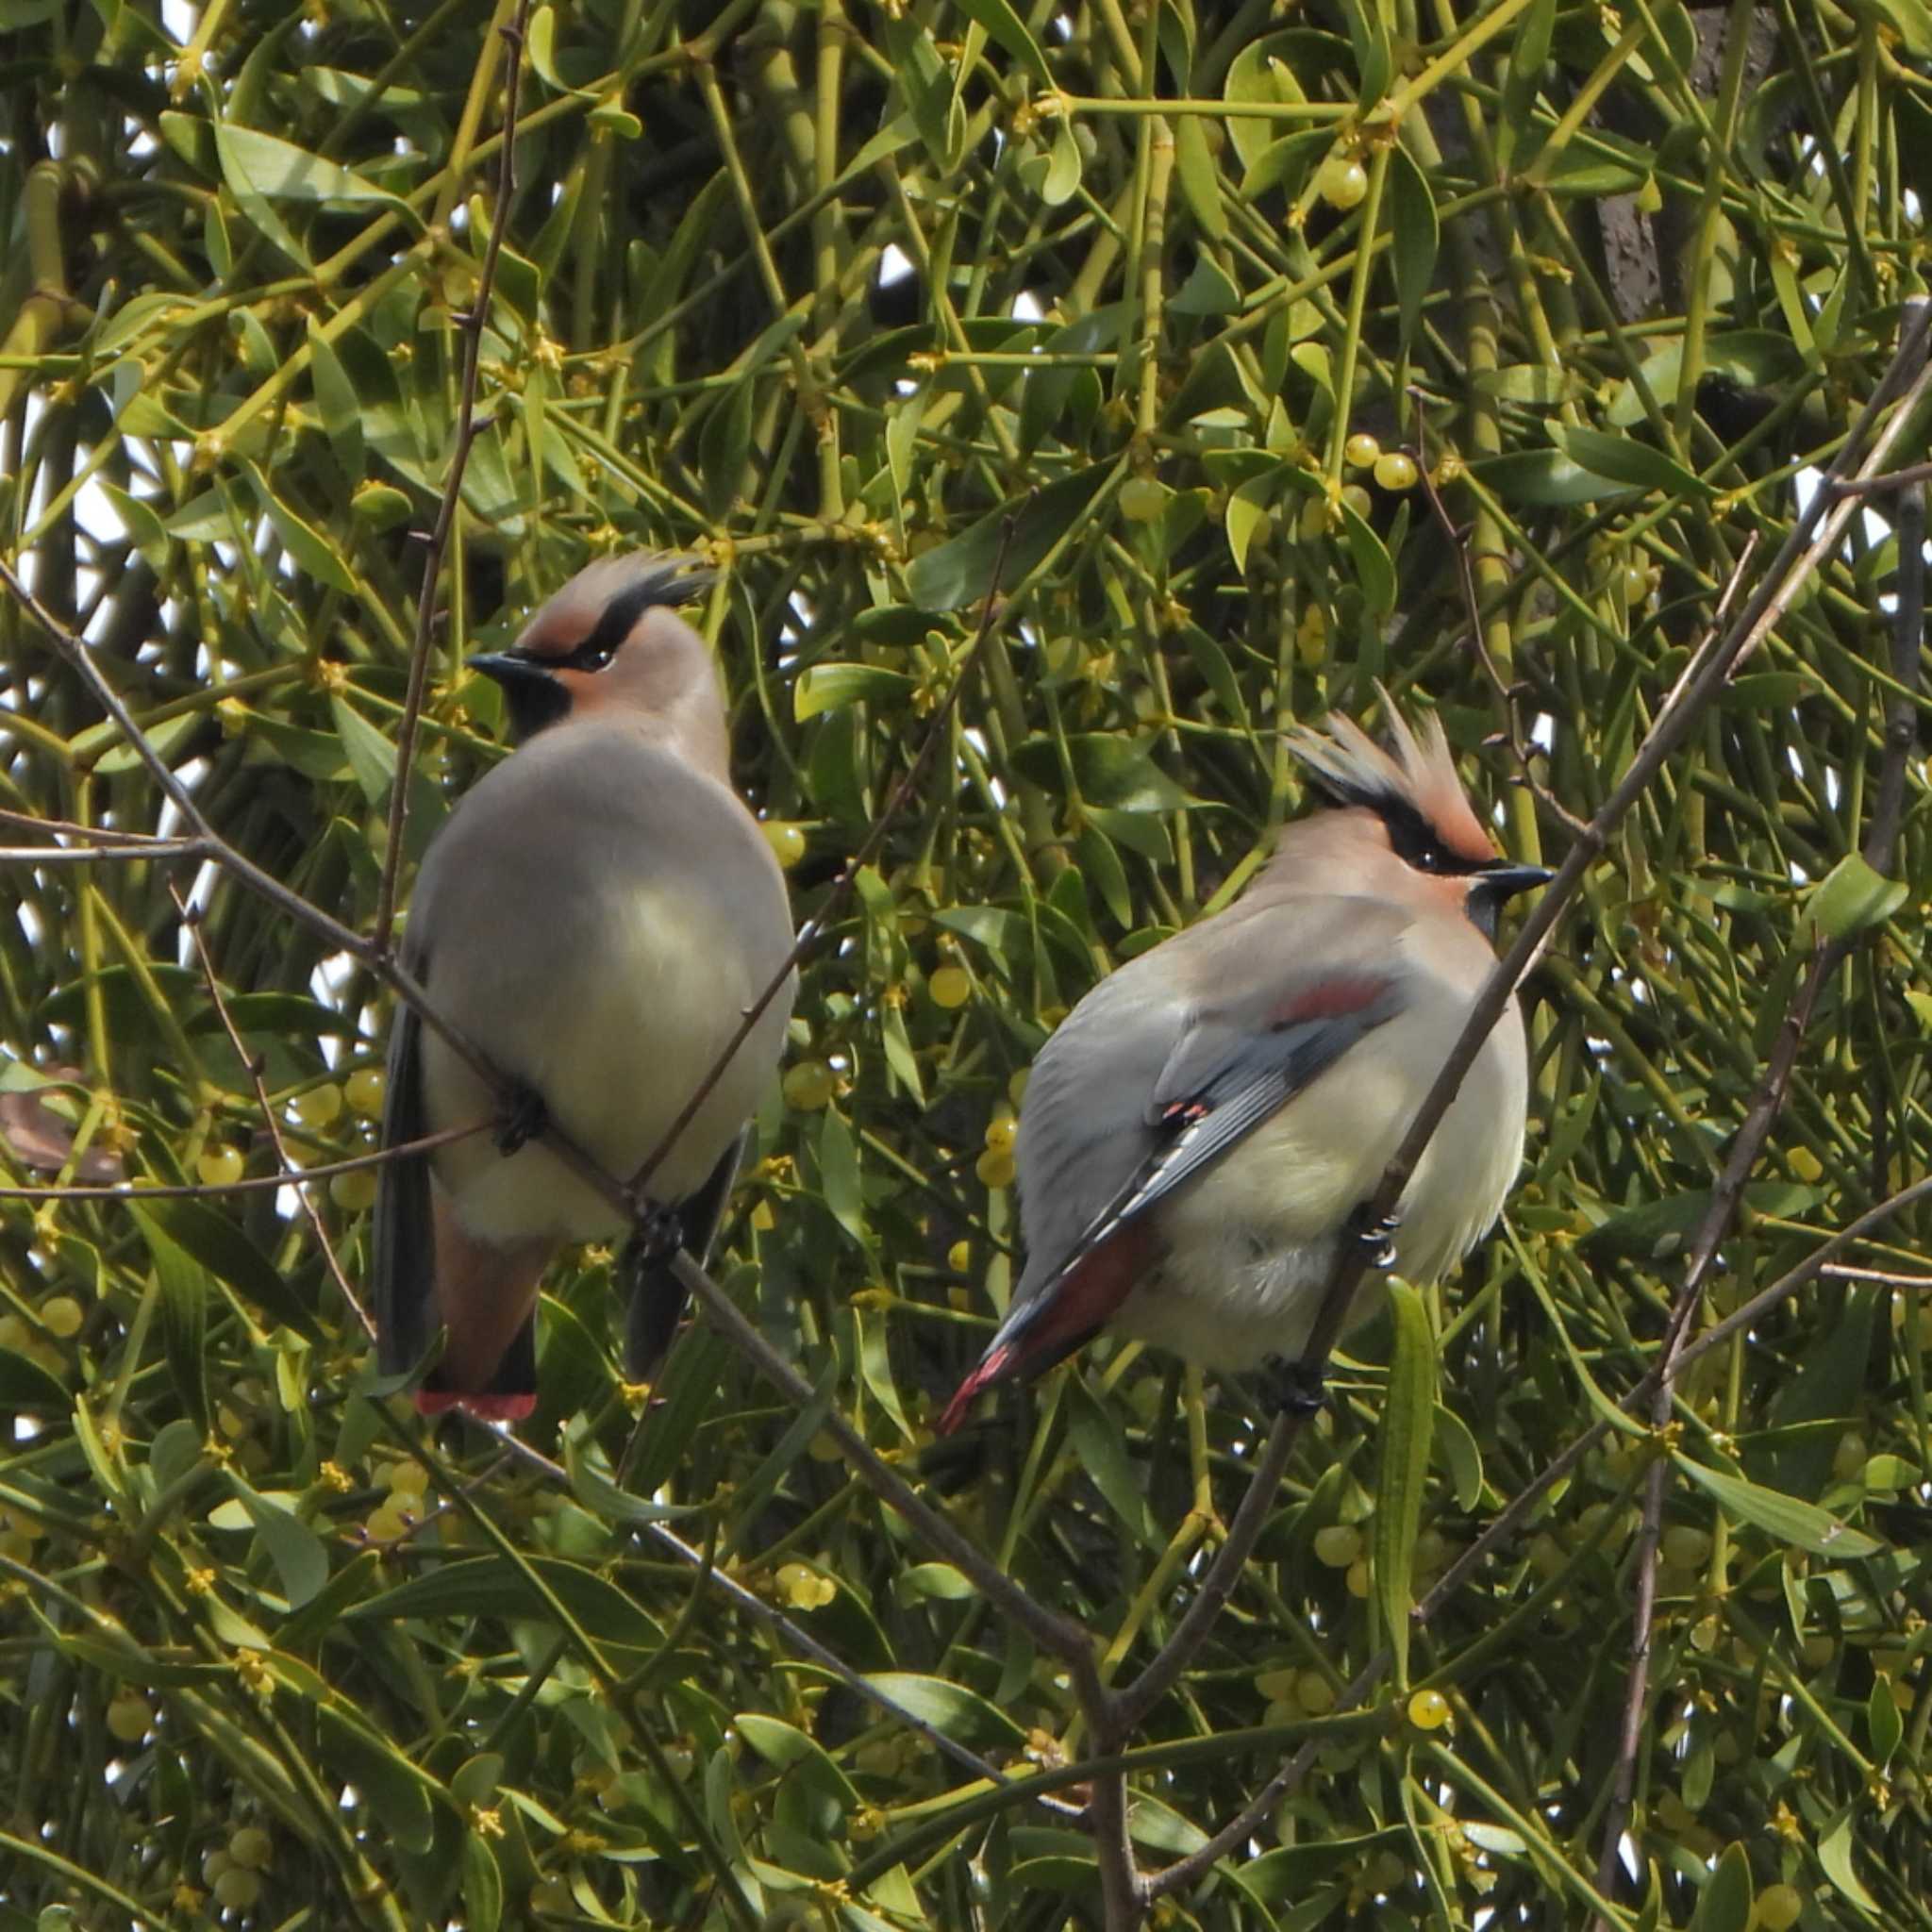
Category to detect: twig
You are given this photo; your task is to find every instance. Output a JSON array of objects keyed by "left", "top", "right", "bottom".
[
  {"left": 1590, "top": 297, "right": 1932, "bottom": 1920},
  {"left": 1126, "top": 315, "right": 1932, "bottom": 1910},
  {"left": 0, "top": 558, "right": 606, "bottom": 1196},
  {"left": 171, "top": 883, "right": 375, "bottom": 1341},
  {"left": 630, "top": 516, "right": 1019, "bottom": 1197},
  {"left": 669, "top": 1247, "right": 1098, "bottom": 1675},
  {"left": 1409, "top": 405, "right": 1588, "bottom": 839},
  {"left": 0, "top": 839, "right": 210, "bottom": 864},
  {"left": 372, "top": 0, "right": 535, "bottom": 958},
  {"left": 1677, "top": 1173, "right": 1932, "bottom": 1375},
  {"left": 1827, "top": 457, "right": 1932, "bottom": 493},
  {"left": 1143, "top": 1657, "right": 1388, "bottom": 1901},
  {"left": 1106, "top": 541, "right": 1748, "bottom": 1745},
  {"left": 488, "top": 1423, "right": 1084, "bottom": 1817},
  {"left": 0, "top": 808, "right": 180, "bottom": 842},
  {"left": 0, "top": 1124, "right": 486, "bottom": 1202},
  {"left": 1816, "top": 1263, "right": 1932, "bottom": 1289}
]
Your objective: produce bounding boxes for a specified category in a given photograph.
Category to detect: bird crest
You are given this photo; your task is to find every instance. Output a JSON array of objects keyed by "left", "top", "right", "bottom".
[{"left": 1287, "top": 690, "right": 1495, "bottom": 867}]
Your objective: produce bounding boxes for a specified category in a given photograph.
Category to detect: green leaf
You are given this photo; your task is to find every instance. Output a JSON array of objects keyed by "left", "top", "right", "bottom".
[
  {"left": 460, "top": 1832, "right": 503, "bottom": 1932},
  {"left": 1333, "top": 0, "right": 1391, "bottom": 107},
  {"left": 563, "top": 1433, "right": 692, "bottom": 1528},
  {"left": 893, "top": 1562, "right": 980, "bottom": 1605},
  {"left": 1041, "top": 114, "right": 1082, "bottom": 205},
  {"left": 95, "top": 482, "right": 171, "bottom": 574},
  {"left": 816, "top": 1106, "right": 869, "bottom": 1250},
  {"left": 349, "top": 1557, "right": 667, "bottom": 1649},
  {"left": 1169, "top": 253, "right": 1241, "bottom": 317},
  {"left": 859, "top": 1674, "right": 1025, "bottom": 1747},
  {"left": 725, "top": 1361, "right": 841, "bottom": 1556},
  {"left": 1240, "top": 126, "right": 1333, "bottom": 201},
  {"left": 1687, "top": 1839, "right": 1752, "bottom": 1932},
  {"left": 735, "top": 1714, "right": 860, "bottom": 1807},
  {"left": 1608, "top": 331, "right": 1805, "bottom": 428},
  {"left": 905, "top": 463, "right": 1113, "bottom": 610},
  {"left": 1868, "top": 1673, "right": 1903, "bottom": 1768},
  {"left": 316, "top": 1703, "right": 439, "bottom": 1854},
  {"left": 1224, "top": 474, "right": 1274, "bottom": 573},
  {"left": 1336, "top": 492, "right": 1394, "bottom": 616},
  {"left": 245, "top": 464, "right": 358, "bottom": 591},
  {"left": 306, "top": 321, "right": 365, "bottom": 477},
  {"left": 1672, "top": 1456, "right": 1884, "bottom": 1559},
  {"left": 1803, "top": 853, "right": 1907, "bottom": 941},
  {"left": 1497, "top": 0, "right": 1557, "bottom": 172},
  {"left": 1387, "top": 144, "right": 1439, "bottom": 355},
  {"left": 131, "top": 1194, "right": 321, "bottom": 1341},
  {"left": 699, "top": 376, "right": 755, "bottom": 523},
  {"left": 1173, "top": 114, "right": 1228, "bottom": 242},
  {"left": 1010, "top": 734, "right": 1197, "bottom": 811},
  {"left": 794, "top": 662, "right": 916, "bottom": 723},
  {"left": 130, "top": 1206, "right": 208, "bottom": 1437},
  {"left": 1374, "top": 1281, "right": 1437, "bottom": 1687},
  {"left": 1076, "top": 823, "right": 1134, "bottom": 928},
  {"left": 214, "top": 123, "right": 403, "bottom": 205},
  {"left": 1845, "top": 0, "right": 1932, "bottom": 56},
  {"left": 1471, "top": 447, "right": 1641, "bottom": 507},
  {"left": 955, "top": 0, "right": 1052, "bottom": 84},
  {"left": 1557, "top": 426, "right": 1713, "bottom": 501},
  {"left": 1817, "top": 1800, "right": 1881, "bottom": 1912},
  {"left": 1432, "top": 1403, "right": 1484, "bottom": 1512},
  {"left": 1063, "top": 1375, "right": 1160, "bottom": 1550},
  {"left": 1477, "top": 364, "right": 1582, "bottom": 408},
  {"left": 228, "top": 1476, "right": 329, "bottom": 1608},
  {"left": 329, "top": 694, "right": 397, "bottom": 807}
]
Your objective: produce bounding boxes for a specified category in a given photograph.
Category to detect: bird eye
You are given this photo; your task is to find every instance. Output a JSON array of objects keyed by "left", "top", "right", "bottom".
[{"left": 565, "top": 639, "right": 618, "bottom": 673}]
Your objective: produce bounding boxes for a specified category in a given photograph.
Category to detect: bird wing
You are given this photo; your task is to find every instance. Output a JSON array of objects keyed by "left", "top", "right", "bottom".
[{"left": 937, "top": 896, "right": 1413, "bottom": 1429}]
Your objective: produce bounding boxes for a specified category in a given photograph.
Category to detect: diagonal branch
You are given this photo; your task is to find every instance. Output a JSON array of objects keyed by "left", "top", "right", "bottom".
[
  {"left": 1105, "top": 535, "right": 1754, "bottom": 1743},
  {"left": 372, "top": 0, "right": 536, "bottom": 958},
  {"left": 171, "top": 881, "right": 375, "bottom": 1341},
  {"left": 1591, "top": 298, "right": 1932, "bottom": 1913},
  {"left": 629, "top": 517, "right": 1018, "bottom": 1198},
  {"left": 1124, "top": 305, "right": 1932, "bottom": 1895}
]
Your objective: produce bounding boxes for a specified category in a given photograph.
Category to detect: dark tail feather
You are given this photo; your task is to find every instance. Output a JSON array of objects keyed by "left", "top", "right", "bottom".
[
  {"left": 934, "top": 1220, "right": 1158, "bottom": 1435},
  {"left": 373, "top": 995, "right": 433, "bottom": 1378},
  {"left": 625, "top": 1131, "right": 747, "bottom": 1378}
]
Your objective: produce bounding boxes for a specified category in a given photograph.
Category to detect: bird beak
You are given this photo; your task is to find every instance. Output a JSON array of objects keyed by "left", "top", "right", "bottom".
[
  {"left": 468, "top": 651, "right": 567, "bottom": 744},
  {"left": 467, "top": 650, "right": 548, "bottom": 694},
  {"left": 1474, "top": 862, "right": 1554, "bottom": 902}
]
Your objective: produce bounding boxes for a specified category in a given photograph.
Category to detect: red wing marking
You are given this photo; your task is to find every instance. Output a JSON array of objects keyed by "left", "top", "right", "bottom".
[{"left": 1269, "top": 974, "right": 1389, "bottom": 1026}]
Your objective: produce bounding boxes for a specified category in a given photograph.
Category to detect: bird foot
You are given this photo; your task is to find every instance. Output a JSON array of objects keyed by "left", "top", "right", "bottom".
[
  {"left": 1256, "top": 1355, "right": 1327, "bottom": 1418},
  {"left": 626, "top": 1201, "right": 685, "bottom": 1266},
  {"left": 495, "top": 1080, "right": 550, "bottom": 1157},
  {"left": 1350, "top": 1201, "right": 1402, "bottom": 1273}
]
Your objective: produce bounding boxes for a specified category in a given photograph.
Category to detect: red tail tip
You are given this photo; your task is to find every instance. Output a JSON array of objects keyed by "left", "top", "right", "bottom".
[
  {"left": 416, "top": 1391, "right": 537, "bottom": 1423},
  {"left": 936, "top": 1346, "right": 1012, "bottom": 1436}
]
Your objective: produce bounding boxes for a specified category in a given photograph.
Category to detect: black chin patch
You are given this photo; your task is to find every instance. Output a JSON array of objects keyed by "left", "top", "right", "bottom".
[{"left": 503, "top": 675, "right": 571, "bottom": 742}]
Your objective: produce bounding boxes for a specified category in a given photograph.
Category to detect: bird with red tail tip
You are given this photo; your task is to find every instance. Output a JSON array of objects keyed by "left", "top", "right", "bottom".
[
  {"left": 937, "top": 693, "right": 1548, "bottom": 1435},
  {"left": 374, "top": 555, "right": 795, "bottom": 1421}
]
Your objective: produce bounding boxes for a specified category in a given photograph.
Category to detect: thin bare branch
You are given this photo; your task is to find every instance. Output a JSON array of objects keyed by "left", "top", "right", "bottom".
[
  {"left": 172, "top": 883, "right": 375, "bottom": 1341},
  {"left": 372, "top": 0, "right": 535, "bottom": 957},
  {"left": 0, "top": 840, "right": 210, "bottom": 864},
  {"left": 0, "top": 1123, "right": 485, "bottom": 1202},
  {"left": 1591, "top": 299, "right": 1932, "bottom": 1917}
]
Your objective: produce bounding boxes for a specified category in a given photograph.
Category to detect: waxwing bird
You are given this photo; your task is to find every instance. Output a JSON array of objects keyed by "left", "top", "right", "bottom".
[
  {"left": 374, "top": 556, "right": 796, "bottom": 1419},
  {"left": 938, "top": 699, "right": 1547, "bottom": 1433}
]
